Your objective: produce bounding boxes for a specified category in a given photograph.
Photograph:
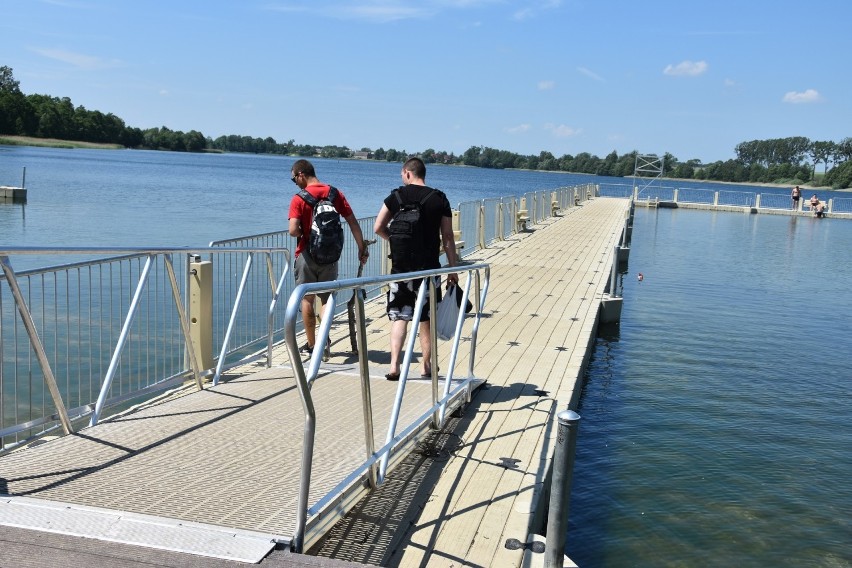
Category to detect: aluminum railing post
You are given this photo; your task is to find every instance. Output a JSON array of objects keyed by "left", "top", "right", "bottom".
[
  {"left": 91, "top": 255, "right": 154, "bottom": 426},
  {"left": 213, "top": 253, "right": 254, "bottom": 386},
  {"left": 0, "top": 255, "right": 73, "bottom": 435},
  {"left": 545, "top": 410, "right": 581, "bottom": 568},
  {"left": 267, "top": 253, "right": 290, "bottom": 368},
  {"left": 355, "top": 287, "right": 377, "bottom": 489},
  {"left": 429, "top": 278, "right": 440, "bottom": 429},
  {"left": 165, "top": 254, "right": 204, "bottom": 391}
]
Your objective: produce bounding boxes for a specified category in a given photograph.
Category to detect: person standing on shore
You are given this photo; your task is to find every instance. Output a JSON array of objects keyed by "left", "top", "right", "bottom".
[
  {"left": 373, "top": 157, "right": 458, "bottom": 381},
  {"left": 288, "top": 159, "right": 369, "bottom": 355},
  {"left": 791, "top": 185, "right": 801, "bottom": 210}
]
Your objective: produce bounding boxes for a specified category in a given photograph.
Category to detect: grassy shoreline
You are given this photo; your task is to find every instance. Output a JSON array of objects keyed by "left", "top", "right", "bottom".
[
  {"left": 3, "top": 135, "right": 845, "bottom": 191},
  {"left": 0, "top": 135, "right": 124, "bottom": 150}
]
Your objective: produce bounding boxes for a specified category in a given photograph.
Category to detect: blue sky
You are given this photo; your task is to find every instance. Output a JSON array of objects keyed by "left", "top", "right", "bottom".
[{"left": 2, "top": 0, "right": 849, "bottom": 163}]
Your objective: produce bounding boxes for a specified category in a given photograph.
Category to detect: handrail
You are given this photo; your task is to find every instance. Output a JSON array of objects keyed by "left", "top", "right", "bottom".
[
  {"left": 1, "top": 246, "right": 289, "bottom": 438},
  {"left": 284, "top": 262, "right": 490, "bottom": 553}
]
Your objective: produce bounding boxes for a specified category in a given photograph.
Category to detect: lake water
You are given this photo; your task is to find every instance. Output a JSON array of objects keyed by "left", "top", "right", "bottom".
[
  {"left": 2, "top": 146, "right": 850, "bottom": 566},
  {"left": 1, "top": 145, "right": 614, "bottom": 251},
  {"left": 569, "top": 208, "right": 852, "bottom": 567}
]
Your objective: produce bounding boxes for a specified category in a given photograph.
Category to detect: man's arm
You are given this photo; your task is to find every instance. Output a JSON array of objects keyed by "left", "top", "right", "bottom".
[
  {"left": 374, "top": 205, "right": 393, "bottom": 241},
  {"left": 288, "top": 217, "right": 302, "bottom": 239},
  {"left": 440, "top": 215, "right": 459, "bottom": 285},
  {"left": 344, "top": 214, "right": 369, "bottom": 265}
]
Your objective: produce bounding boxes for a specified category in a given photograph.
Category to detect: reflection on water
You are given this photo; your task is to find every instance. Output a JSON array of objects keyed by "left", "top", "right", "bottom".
[{"left": 569, "top": 208, "right": 852, "bottom": 567}]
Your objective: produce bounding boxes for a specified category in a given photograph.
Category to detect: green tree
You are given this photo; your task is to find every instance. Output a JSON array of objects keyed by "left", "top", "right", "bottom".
[
  {"left": 835, "top": 137, "right": 852, "bottom": 163},
  {"left": 0, "top": 65, "right": 21, "bottom": 93},
  {"left": 824, "top": 160, "right": 852, "bottom": 189},
  {"left": 0, "top": 66, "right": 31, "bottom": 134},
  {"left": 462, "top": 146, "right": 481, "bottom": 167},
  {"left": 809, "top": 141, "right": 836, "bottom": 178}
]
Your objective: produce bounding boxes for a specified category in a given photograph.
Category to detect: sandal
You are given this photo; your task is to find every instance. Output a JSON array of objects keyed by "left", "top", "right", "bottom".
[
  {"left": 385, "top": 372, "right": 401, "bottom": 382},
  {"left": 421, "top": 367, "right": 440, "bottom": 379}
]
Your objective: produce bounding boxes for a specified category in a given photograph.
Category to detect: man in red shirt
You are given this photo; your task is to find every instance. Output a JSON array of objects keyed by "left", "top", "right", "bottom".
[{"left": 288, "top": 159, "right": 369, "bottom": 354}]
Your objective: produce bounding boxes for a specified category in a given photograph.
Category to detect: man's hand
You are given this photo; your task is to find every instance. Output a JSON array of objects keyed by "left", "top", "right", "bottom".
[{"left": 359, "top": 239, "right": 375, "bottom": 266}]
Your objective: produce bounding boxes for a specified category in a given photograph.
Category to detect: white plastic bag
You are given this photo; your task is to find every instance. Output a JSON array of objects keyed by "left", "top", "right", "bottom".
[{"left": 435, "top": 284, "right": 461, "bottom": 340}]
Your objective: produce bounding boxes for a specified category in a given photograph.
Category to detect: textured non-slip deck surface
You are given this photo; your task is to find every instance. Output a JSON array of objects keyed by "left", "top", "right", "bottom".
[
  {"left": 0, "top": 363, "right": 438, "bottom": 537},
  {"left": 0, "top": 197, "right": 629, "bottom": 567}
]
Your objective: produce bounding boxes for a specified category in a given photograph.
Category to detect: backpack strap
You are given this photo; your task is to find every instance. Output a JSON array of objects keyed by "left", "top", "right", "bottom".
[
  {"left": 298, "top": 189, "right": 317, "bottom": 208},
  {"left": 393, "top": 187, "right": 436, "bottom": 208},
  {"left": 419, "top": 188, "right": 437, "bottom": 206},
  {"left": 301, "top": 187, "right": 338, "bottom": 208}
]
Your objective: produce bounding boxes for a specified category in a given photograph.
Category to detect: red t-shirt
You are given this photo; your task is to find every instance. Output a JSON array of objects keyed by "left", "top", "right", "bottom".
[{"left": 288, "top": 183, "right": 354, "bottom": 257}]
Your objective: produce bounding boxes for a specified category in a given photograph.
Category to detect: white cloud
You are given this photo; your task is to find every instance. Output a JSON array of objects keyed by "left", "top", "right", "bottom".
[
  {"left": 159, "top": 89, "right": 169, "bottom": 96},
  {"left": 507, "top": 124, "right": 531, "bottom": 134},
  {"left": 663, "top": 60, "right": 708, "bottom": 77},
  {"left": 538, "top": 80, "right": 555, "bottom": 90},
  {"left": 263, "top": 1, "right": 432, "bottom": 22},
  {"left": 31, "top": 47, "right": 122, "bottom": 70},
  {"left": 512, "top": 8, "right": 534, "bottom": 20},
  {"left": 511, "top": 0, "right": 562, "bottom": 21},
  {"left": 334, "top": 4, "right": 432, "bottom": 22},
  {"left": 782, "top": 89, "right": 822, "bottom": 104},
  {"left": 724, "top": 78, "right": 736, "bottom": 87},
  {"left": 544, "top": 123, "right": 580, "bottom": 138},
  {"left": 263, "top": 0, "right": 553, "bottom": 23},
  {"left": 577, "top": 66, "right": 604, "bottom": 82}
]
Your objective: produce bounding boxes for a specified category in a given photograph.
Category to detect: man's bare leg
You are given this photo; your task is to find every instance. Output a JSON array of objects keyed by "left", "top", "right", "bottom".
[
  {"left": 301, "top": 294, "right": 316, "bottom": 349},
  {"left": 388, "top": 319, "right": 408, "bottom": 376},
  {"left": 419, "top": 320, "right": 433, "bottom": 376}
]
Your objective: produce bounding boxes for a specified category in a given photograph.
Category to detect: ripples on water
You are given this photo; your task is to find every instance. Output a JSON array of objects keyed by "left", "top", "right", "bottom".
[{"left": 570, "top": 208, "right": 851, "bottom": 567}]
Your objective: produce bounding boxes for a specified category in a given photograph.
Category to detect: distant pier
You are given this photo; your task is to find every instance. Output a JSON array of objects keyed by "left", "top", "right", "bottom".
[
  {"left": 1, "top": 166, "right": 27, "bottom": 202},
  {"left": 0, "top": 185, "right": 26, "bottom": 202}
]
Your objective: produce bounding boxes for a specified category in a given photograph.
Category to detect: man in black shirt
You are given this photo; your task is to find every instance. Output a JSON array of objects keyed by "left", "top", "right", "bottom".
[{"left": 374, "top": 157, "right": 459, "bottom": 381}]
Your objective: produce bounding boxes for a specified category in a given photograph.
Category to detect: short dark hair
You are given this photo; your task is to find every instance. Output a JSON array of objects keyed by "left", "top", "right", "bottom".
[
  {"left": 402, "top": 157, "right": 426, "bottom": 180},
  {"left": 291, "top": 159, "right": 316, "bottom": 177}
]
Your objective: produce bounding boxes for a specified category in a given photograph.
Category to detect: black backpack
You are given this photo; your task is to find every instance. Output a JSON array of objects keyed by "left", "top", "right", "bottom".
[
  {"left": 388, "top": 188, "right": 437, "bottom": 272},
  {"left": 298, "top": 186, "right": 344, "bottom": 264}
]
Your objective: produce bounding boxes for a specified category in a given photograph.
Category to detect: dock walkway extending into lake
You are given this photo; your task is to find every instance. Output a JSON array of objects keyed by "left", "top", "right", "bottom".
[{"left": 0, "top": 197, "right": 630, "bottom": 568}]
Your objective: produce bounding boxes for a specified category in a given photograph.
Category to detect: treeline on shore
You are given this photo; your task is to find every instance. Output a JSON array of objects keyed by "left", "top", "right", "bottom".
[{"left": 2, "top": 65, "right": 851, "bottom": 188}]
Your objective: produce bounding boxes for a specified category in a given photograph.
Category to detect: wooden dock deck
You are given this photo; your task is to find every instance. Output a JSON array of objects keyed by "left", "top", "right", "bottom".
[{"left": 0, "top": 197, "right": 629, "bottom": 567}]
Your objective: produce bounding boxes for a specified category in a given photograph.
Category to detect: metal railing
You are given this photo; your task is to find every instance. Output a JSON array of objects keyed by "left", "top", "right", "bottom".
[
  {"left": 832, "top": 197, "right": 852, "bottom": 213},
  {"left": 283, "top": 263, "right": 490, "bottom": 552},
  {"left": 718, "top": 190, "right": 756, "bottom": 207},
  {"left": 598, "top": 183, "right": 852, "bottom": 219},
  {"left": 676, "top": 187, "right": 716, "bottom": 204},
  {"left": 0, "top": 246, "right": 288, "bottom": 449},
  {"left": 0, "top": 184, "right": 596, "bottom": 451},
  {"left": 453, "top": 186, "right": 591, "bottom": 255}
]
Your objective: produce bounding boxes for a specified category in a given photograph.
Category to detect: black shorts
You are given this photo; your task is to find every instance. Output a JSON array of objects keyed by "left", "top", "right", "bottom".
[{"left": 386, "top": 276, "right": 442, "bottom": 322}]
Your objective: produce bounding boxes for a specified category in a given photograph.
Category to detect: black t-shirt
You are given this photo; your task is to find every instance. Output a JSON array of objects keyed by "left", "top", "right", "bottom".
[{"left": 383, "top": 184, "right": 452, "bottom": 270}]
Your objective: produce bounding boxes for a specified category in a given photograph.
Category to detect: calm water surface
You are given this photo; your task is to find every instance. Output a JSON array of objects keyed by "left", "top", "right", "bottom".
[
  {"left": 2, "top": 147, "right": 850, "bottom": 566},
  {"left": 1, "top": 146, "right": 605, "bottom": 250},
  {"left": 570, "top": 208, "right": 851, "bottom": 567}
]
